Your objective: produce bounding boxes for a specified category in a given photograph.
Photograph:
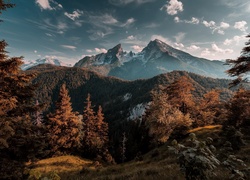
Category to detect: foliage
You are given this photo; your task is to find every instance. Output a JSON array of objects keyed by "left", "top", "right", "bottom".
[
  {"left": 81, "top": 94, "right": 112, "bottom": 161},
  {"left": 144, "top": 88, "right": 193, "bottom": 145},
  {"left": 226, "top": 34, "right": 250, "bottom": 86},
  {"left": 47, "top": 84, "right": 81, "bottom": 156},
  {"left": 226, "top": 87, "right": 250, "bottom": 127},
  {"left": 170, "top": 133, "right": 220, "bottom": 180},
  {"left": 195, "top": 89, "right": 225, "bottom": 126}
]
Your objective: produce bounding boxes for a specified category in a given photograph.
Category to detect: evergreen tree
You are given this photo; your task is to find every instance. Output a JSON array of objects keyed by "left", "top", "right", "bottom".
[
  {"left": 144, "top": 89, "right": 192, "bottom": 145},
  {"left": 165, "top": 76, "right": 195, "bottom": 115},
  {"left": 226, "top": 34, "right": 250, "bottom": 86},
  {"left": 81, "top": 93, "right": 96, "bottom": 156},
  {"left": 196, "top": 90, "right": 222, "bottom": 126},
  {"left": 0, "top": 1, "right": 45, "bottom": 178},
  {"left": 95, "top": 106, "right": 109, "bottom": 151},
  {"left": 47, "top": 84, "right": 81, "bottom": 155},
  {"left": 226, "top": 87, "right": 250, "bottom": 127}
]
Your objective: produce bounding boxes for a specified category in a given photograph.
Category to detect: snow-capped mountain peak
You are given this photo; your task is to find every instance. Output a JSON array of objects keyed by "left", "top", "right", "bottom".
[{"left": 21, "top": 57, "right": 72, "bottom": 70}]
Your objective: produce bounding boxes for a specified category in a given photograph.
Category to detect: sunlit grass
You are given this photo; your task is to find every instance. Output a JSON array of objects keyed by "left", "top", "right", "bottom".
[{"left": 27, "top": 125, "right": 250, "bottom": 180}]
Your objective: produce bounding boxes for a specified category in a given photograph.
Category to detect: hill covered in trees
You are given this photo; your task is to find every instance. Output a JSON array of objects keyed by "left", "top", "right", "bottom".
[{"left": 29, "top": 64, "right": 234, "bottom": 124}]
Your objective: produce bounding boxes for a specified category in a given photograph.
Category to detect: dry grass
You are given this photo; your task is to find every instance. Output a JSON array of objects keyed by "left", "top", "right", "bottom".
[{"left": 28, "top": 125, "right": 250, "bottom": 180}]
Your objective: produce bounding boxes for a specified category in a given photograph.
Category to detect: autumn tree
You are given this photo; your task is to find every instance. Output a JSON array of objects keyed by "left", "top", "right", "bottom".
[
  {"left": 165, "top": 76, "right": 195, "bottom": 115},
  {"left": 0, "top": 1, "right": 46, "bottom": 178},
  {"left": 144, "top": 89, "right": 192, "bottom": 145},
  {"left": 81, "top": 93, "right": 96, "bottom": 157},
  {"left": 81, "top": 94, "right": 112, "bottom": 160},
  {"left": 47, "top": 84, "right": 81, "bottom": 156},
  {"left": 226, "top": 34, "right": 250, "bottom": 86},
  {"left": 95, "top": 106, "right": 109, "bottom": 153},
  {"left": 226, "top": 87, "right": 250, "bottom": 127},
  {"left": 196, "top": 90, "right": 223, "bottom": 126}
]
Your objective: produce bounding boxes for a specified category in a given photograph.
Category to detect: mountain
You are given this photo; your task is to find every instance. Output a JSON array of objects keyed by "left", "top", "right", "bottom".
[
  {"left": 74, "top": 39, "right": 229, "bottom": 80},
  {"left": 21, "top": 57, "right": 72, "bottom": 70},
  {"left": 29, "top": 64, "right": 233, "bottom": 124}
]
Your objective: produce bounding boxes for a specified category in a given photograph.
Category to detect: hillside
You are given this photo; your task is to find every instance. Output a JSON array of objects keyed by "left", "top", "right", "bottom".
[
  {"left": 26, "top": 125, "right": 250, "bottom": 180},
  {"left": 30, "top": 64, "right": 233, "bottom": 124}
]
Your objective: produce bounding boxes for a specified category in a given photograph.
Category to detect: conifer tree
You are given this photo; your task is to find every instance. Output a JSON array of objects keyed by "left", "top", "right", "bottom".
[
  {"left": 145, "top": 89, "right": 192, "bottom": 145},
  {"left": 0, "top": 1, "right": 45, "bottom": 178},
  {"left": 226, "top": 87, "right": 250, "bottom": 127},
  {"left": 95, "top": 106, "right": 109, "bottom": 150},
  {"left": 47, "top": 84, "right": 81, "bottom": 155},
  {"left": 165, "top": 76, "right": 195, "bottom": 115},
  {"left": 226, "top": 34, "right": 250, "bottom": 86},
  {"left": 81, "top": 93, "right": 97, "bottom": 156},
  {"left": 196, "top": 90, "right": 222, "bottom": 126}
]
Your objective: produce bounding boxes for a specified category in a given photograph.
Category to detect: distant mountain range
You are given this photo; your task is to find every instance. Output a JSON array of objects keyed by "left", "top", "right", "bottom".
[
  {"left": 21, "top": 57, "right": 72, "bottom": 70},
  {"left": 74, "top": 39, "right": 230, "bottom": 80}
]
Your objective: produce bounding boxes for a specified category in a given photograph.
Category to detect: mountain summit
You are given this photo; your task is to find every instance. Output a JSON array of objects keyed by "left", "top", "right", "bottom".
[{"left": 74, "top": 39, "right": 229, "bottom": 80}]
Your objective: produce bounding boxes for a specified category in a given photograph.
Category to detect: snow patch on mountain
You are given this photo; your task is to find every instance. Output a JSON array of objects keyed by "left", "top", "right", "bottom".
[
  {"left": 128, "top": 103, "right": 148, "bottom": 120},
  {"left": 123, "top": 93, "right": 132, "bottom": 101},
  {"left": 22, "top": 58, "right": 72, "bottom": 70}
]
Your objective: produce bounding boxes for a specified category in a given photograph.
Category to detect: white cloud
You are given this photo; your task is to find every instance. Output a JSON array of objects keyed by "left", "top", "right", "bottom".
[
  {"left": 175, "top": 17, "right": 199, "bottom": 24},
  {"left": 86, "top": 49, "right": 93, "bottom": 53},
  {"left": 58, "top": 4, "right": 63, "bottom": 8},
  {"left": 174, "top": 32, "right": 185, "bottom": 43},
  {"left": 211, "top": 44, "right": 233, "bottom": 54},
  {"left": 64, "top": 9, "right": 83, "bottom": 21},
  {"left": 34, "top": 50, "right": 38, "bottom": 53},
  {"left": 234, "top": 21, "right": 248, "bottom": 32},
  {"left": 203, "top": 20, "right": 216, "bottom": 28},
  {"left": 94, "top": 48, "right": 107, "bottom": 53},
  {"left": 161, "top": 0, "right": 184, "bottom": 15},
  {"left": 151, "top": 35, "right": 173, "bottom": 45},
  {"left": 45, "top": 33, "right": 53, "bottom": 37},
  {"left": 187, "top": 45, "right": 200, "bottom": 51},
  {"left": 201, "top": 48, "right": 215, "bottom": 57},
  {"left": 174, "top": 42, "right": 184, "bottom": 49},
  {"left": 174, "top": 16, "right": 180, "bottom": 23},
  {"left": 145, "top": 23, "right": 160, "bottom": 28},
  {"left": 120, "top": 35, "right": 145, "bottom": 45},
  {"left": 122, "top": 18, "right": 136, "bottom": 27},
  {"left": 131, "top": 45, "right": 143, "bottom": 52},
  {"left": 61, "top": 45, "right": 77, "bottom": 51},
  {"left": 36, "top": 0, "right": 52, "bottom": 10},
  {"left": 223, "top": 35, "right": 246, "bottom": 46},
  {"left": 189, "top": 17, "right": 200, "bottom": 24},
  {"left": 203, "top": 20, "right": 230, "bottom": 35},
  {"left": 127, "top": 35, "right": 136, "bottom": 40},
  {"left": 109, "top": 0, "right": 155, "bottom": 6},
  {"left": 220, "top": 22, "right": 230, "bottom": 29}
]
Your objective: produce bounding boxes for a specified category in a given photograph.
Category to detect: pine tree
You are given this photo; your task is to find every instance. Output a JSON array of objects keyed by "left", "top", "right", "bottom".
[
  {"left": 165, "top": 76, "right": 195, "bottom": 115},
  {"left": 196, "top": 90, "right": 222, "bottom": 126},
  {"left": 226, "top": 87, "right": 250, "bottom": 127},
  {"left": 226, "top": 34, "right": 250, "bottom": 86},
  {"left": 81, "top": 93, "right": 97, "bottom": 157},
  {"left": 95, "top": 106, "right": 109, "bottom": 150},
  {"left": 0, "top": 1, "right": 45, "bottom": 178},
  {"left": 47, "top": 84, "right": 81, "bottom": 155},
  {"left": 145, "top": 88, "right": 192, "bottom": 145}
]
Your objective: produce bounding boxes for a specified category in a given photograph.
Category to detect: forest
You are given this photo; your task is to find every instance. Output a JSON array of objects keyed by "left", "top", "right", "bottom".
[{"left": 1, "top": 1, "right": 250, "bottom": 180}]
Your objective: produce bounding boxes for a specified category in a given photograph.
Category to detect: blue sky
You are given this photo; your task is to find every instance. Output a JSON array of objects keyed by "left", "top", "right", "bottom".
[{"left": 1, "top": 0, "right": 250, "bottom": 64}]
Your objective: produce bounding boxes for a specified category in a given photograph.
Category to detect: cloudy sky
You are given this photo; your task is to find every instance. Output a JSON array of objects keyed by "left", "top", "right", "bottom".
[{"left": 1, "top": 0, "right": 250, "bottom": 64}]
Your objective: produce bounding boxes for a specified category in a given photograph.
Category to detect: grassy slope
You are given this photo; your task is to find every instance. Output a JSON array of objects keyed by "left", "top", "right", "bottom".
[{"left": 28, "top": 126, "right": 250, "bottom": 180}]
